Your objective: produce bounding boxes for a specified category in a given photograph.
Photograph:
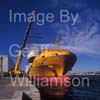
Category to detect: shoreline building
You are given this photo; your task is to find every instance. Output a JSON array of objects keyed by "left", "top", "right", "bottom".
[{"left": 0, "top": 55, "right": 15, "bottom": 75}]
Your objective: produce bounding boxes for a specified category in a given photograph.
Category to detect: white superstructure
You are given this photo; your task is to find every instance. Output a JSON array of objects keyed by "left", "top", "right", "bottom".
[{"left": 27, "top": 48, "right": 40, "bottom": 60}]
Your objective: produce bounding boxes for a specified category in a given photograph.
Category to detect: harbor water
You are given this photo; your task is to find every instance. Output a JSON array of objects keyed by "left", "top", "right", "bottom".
[
  {"left": 65, "top": 75, "right": 100, "bottom": 100},
  {"left": 41, "top": 75, "right": 100, "bottom": 100}
]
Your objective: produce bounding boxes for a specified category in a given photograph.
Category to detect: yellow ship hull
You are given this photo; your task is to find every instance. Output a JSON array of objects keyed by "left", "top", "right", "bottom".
[{"left": 28, "top": 49, "right": 77, "bottom": 77}]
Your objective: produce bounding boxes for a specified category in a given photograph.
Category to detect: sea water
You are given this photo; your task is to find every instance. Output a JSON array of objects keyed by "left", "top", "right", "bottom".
[{"left": 65, "top": 75, "right": 100, "bottom": 100}]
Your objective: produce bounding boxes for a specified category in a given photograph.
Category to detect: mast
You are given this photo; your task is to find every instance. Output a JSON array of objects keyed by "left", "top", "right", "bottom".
[
  {"left": 56, "top": 35, "right": 59, "bottom": 49},
  {"left": 14, "top": 11, "right": 35, "bottom": 74}
]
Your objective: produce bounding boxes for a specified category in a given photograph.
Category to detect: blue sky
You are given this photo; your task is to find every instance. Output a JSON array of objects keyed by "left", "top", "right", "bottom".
[{"left": 0, "top": 0, "right": 100, "bottom": 72}]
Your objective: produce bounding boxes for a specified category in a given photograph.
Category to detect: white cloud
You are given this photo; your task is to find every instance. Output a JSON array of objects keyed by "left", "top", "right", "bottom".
[
  {"left": 27, "top": 21, "right": 100, "bottom": 56},
  {"left": 51, "top": 22, "right": 100, "bottom": 56},
  {"left": 26, "top": 0, "right": 100, "bottom": 56}
]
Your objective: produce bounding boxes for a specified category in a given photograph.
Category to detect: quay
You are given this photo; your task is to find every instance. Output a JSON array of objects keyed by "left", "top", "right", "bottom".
[{"left": 0, "top": 77, "right": 40, "bottom": 100}]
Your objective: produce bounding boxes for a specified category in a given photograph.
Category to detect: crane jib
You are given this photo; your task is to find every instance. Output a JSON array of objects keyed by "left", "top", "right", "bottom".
[{"left": 21, "top": 11, "right": 34, "bottom": 49}]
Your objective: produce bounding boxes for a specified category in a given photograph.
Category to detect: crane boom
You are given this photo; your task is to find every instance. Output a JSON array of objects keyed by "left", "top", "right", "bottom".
[
  {"left": 21, "top": 12, "right": 34, "bottom": 49},
  {"left": 13, "top": 11, "right": 35, "bottom": 75}
]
